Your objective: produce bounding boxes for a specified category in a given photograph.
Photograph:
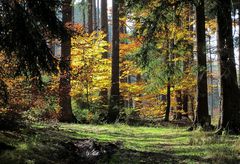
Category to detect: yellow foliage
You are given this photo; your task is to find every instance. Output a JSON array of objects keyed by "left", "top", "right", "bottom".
[{"left": 71, "top": 31, "right": 110, "bottom": 103}]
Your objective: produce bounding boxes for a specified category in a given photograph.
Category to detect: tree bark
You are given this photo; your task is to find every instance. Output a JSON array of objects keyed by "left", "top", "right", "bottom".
[
  {"left": 59, "top": 0, "right": 75, "bottom": 122},
  {"left": 217, "top": 0, "right": 240, "bottom": 134},
  {"left": 88, "top": 0, "right": 93, "bottom": 33},
  {"left": 164, "top": 37, "right": 172, "bottom": 122},
  {"left": 82, "top": 0, "right": 86, "bottom": 28},
  {"left": 194, "top": 0, "right": 211, "bottom": 128},
  {"left": 175, "top": 90, "right": 182, "bottom": 120},
  {"left": 96, "top": 0, "right": 100, "bottom": 29},
  {"left": 108, "top": 0, "right": 120, "bottom": 123},
  {"left": 164, "top": 79, "right": 171, "bottom": 121},
  {"left": 93, "top": 0, "right": 97, "bottom": 30},
  {"left": 182, "top": 94, "right": 188, "bottom": 117},
  {"left": 101, "top": 0, "right": 108, "bottom": 42},
  {"left": 99, "top": 0, "right": 109, "bottom": 107}
]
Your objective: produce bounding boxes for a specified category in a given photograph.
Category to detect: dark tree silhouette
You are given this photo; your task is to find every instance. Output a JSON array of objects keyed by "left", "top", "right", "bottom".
[
  {"left": 101, "top": 0, "right": 108, "bottom": 42},
  {"left": 0, "top": 0, "right": 66, "bottom": 78},
  {"left": 88, "top": 0, "right": 93, "bottom": 33},
  {"left": 59, "top": 0, "right": 75, "bottom": 122},
  {"left": 217, "top": 0, "right": 240, "bottom": 134},
  {"left": 194, "top": 0, "right": 211, "bottom": 129},
  {"left": 108, "top": 0, "right": 120, "bottom": 123}
]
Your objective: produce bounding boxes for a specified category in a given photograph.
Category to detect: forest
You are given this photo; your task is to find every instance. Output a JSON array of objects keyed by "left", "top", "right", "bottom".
[{"left": 0, "top": 0, "right": 240, "bottom": 163}]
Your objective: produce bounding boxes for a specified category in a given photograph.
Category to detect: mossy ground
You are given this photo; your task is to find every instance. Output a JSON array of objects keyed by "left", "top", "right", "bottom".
[{"left": 1, "top": 123, "right": 240, "bottom": 163}]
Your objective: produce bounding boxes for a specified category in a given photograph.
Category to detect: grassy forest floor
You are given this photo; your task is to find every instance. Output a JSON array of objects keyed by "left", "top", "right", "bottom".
[{"left": 1, "top": 123, "right": 240, "bottom": 164}]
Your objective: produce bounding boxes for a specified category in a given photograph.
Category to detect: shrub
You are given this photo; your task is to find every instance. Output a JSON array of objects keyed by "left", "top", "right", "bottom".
[
  {"left": 72, "top": 99, "right": 107, "bottom": 124},
  {"left": 23, "top": 96, "right": 59, "bottom": 122}
]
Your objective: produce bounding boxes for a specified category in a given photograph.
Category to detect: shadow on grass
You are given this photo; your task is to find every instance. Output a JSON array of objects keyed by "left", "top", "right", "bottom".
[
  {"left": 106, "top": 147, "right": 240, "bottom": 164},
  {"left": 104, "top": 149, "right": 178, "bottom": 164},
  {"left": 2, "top": 124, "right": 239, "bottom": 164},
  {"left": 61, "top": 127, "right": 240, "bottom": 164}
]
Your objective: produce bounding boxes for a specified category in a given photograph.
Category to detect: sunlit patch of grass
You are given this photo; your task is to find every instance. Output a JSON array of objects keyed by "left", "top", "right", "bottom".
[
  {"left": 1, "top": 123, "right": 240, "bottom": 163},
  {"left": 58, "top": 123, "right": 240, "bottom": 163},
  {"left": 173, "top": 131, "right": 240, "bottom": 162},
  {"left": 59, "top": 123, "right": 189, "bottom": 152}
]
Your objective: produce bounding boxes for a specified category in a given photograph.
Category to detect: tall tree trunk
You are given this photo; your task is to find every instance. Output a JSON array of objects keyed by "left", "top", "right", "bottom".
[
  {"left": 194, "top": 0, "right": 211, "bottom": 128},
  {"left": 88, "top": 0, "right": 93, "bottom": 33},
  {"left": 93, "top": 0, "right": 97, "bottom": 30},
  {"left": 119, "top": 2, "right": 129, "bottom": 109},
  {"left": 208, "top": 35, "right": 214, "bottom": 117},
  {"left": 164, "top": 80, "right": 171, "bottom": 121},
  {"left": 164, "top": 37, "right": 173, "bottom": 122},
  {"left": 217, "top": 0, "right": 240, "bottom": 134},
  {"left": 99, "top": 0, "right": 109, "bottom": 108},
  {"left": 59, "top": 0, "right": 75, "bottom": 122},
  {"left": 182, "top": 94, "right": 188, "bottom": 117},
  {"left": 96, "top": 0, "right": 100, "bottom": 29},
  {"left": 190, "top": 96, "right": 195, "bottom": 120},
  {"left": 107, "top": 0, "right": 120, "bottom": 123},
  {"left": 101, "top": 0, "right": 108, "bottom": 42},
  {"left": 82, "top": 0, "right": 86, "bottom": 28},
  {"left": 175, "top": 90, "right": 182, "bottom": 120}
]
